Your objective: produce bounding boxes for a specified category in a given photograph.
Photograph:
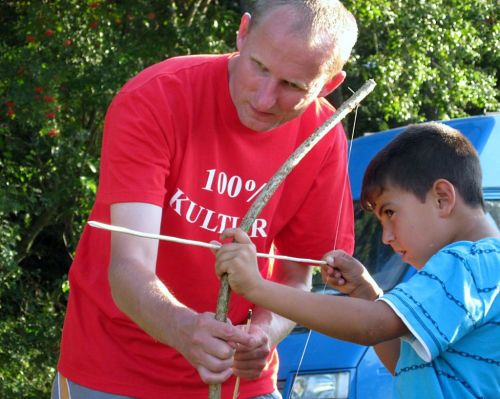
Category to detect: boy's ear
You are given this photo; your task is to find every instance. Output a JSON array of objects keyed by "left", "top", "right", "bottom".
[
  {"left": 236, "top": 12, "right": 251, "bottom": 51},
  {"left": 318, "top": 71, "right": 346, "bottom": 97},
  {"left": 432, "top": 179, "right": 456, "bottom": 217}
]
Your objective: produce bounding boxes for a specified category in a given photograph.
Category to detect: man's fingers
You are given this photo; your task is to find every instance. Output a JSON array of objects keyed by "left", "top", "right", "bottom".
[
  {"left": 217, "top": 321, "right": 255, "bottom": 347},
  {"left": 197, "top": 365, "right": 233, "bottom": 384}
]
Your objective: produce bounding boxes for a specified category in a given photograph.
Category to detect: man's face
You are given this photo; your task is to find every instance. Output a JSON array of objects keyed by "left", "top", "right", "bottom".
[{"left": 228, "top": 8, "right": 343, "bottom": 132}]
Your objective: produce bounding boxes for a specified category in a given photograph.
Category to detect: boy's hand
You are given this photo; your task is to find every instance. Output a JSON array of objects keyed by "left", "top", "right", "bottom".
[
  {"left": 213, "top": 228, "right": 263, "bottom": 298},
  {"left": 321, "top": 250, "right": 383, "bottom": 301}
]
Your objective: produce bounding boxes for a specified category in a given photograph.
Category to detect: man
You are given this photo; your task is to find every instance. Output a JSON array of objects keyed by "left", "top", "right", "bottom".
[{"left": 53, "top": 1, "right": 357, "bottom": 398}]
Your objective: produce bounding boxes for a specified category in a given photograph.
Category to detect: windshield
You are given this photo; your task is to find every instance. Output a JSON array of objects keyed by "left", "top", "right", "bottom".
[{"left": 312, "top": 198, "right": 500, "bottom": 292}]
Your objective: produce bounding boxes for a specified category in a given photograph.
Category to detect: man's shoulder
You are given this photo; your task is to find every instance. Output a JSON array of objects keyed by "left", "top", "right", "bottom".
[{"left": 120, "top": 54, "right": 231, "bottom": 94}]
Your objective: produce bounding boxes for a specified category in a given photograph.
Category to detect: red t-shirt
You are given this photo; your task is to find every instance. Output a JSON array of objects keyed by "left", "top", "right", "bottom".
[{"left": 58, "top": 54, "right": 354, "bottom": 398}]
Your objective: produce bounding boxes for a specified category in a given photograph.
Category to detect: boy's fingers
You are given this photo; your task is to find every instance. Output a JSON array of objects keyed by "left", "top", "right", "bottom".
[
  {"left": 219, "top": 228, "right": 253, "bottom": 245},
  {"left": 325, "top": 255, "right": 334, "bottom": 265},
  {"left": 209, "top": 240, "right": 222, "bottom": 255},
  {"left": 219, "top": 228, "right": 238, "bottom": 241}
]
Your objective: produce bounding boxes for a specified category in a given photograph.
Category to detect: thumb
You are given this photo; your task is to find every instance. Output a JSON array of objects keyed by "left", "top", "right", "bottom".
[
  {"left": 209, "top": 240, "right": 222, "bottom": 256},
  {"left": 220, "top": 228, "right": 253, "bottom": 244}
]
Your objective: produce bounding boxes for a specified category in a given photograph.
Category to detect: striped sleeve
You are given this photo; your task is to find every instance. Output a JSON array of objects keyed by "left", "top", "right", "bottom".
[{"left": 379, "top": 248, "right": 482, "bottom": 361}]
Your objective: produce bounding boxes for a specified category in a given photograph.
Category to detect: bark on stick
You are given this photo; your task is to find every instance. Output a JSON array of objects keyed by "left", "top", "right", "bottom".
[{"left": 209, "top": 79, "right": 376, "bottom": 399}]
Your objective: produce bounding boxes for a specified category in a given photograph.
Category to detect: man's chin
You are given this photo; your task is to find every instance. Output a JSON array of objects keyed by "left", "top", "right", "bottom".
[{"left": 241, "top": 116, "right": 282, "bottom": 133}]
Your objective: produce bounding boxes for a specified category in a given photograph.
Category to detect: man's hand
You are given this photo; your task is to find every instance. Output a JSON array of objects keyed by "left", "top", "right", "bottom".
[
  {"left": 321, "top": 250, "right": 383, "bottom": 301},
  {"left": 232, "top": 324, "right": 271, "bottom": 380},
  {"left": 175, "top": 311, "right": 255, "bottom": 384}
]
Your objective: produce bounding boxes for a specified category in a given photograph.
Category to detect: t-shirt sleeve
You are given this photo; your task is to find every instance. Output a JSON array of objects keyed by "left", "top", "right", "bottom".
[
  {"left": 379, "top": 249, "right": 481, "bottom": 362},
  {"left": 97, "top": 88, "right": 174, "bottom": 206},
  {"left": 273, "top": 123, "right": 355, "bottom": 260}
]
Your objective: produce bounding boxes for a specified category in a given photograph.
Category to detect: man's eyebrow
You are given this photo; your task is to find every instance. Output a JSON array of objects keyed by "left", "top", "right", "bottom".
[{"left": 251, "top": 55, "right": 309, "bottom": 90}]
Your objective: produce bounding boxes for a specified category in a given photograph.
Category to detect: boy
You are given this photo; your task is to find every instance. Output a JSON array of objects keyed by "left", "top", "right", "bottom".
[{"left": 214, "top": 122, "right": 500, "bottom": 398}]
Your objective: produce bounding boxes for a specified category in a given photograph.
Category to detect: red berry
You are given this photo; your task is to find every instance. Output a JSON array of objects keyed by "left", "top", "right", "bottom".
[
  {"left": 26, "top": 34, "right": 36, "bottom": 43},
  {"left": 48, "top": 129, "right": 60, "bottom": 137},
  {"left": 63, "top": 39, "right": 73, "bottom": 47},
  {"left": 45, "top": 29, "right": 55, "bottom": 38}
]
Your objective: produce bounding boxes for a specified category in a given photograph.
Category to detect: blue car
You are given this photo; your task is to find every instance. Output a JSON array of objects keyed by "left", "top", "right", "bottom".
[{"left": 277, "top": 114, "right": 500, "bottom": 399}]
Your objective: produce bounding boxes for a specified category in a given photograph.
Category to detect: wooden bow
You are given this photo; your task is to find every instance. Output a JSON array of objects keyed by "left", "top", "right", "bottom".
[{"left": 209, "top": 79, "right": 376, "bottom": 398}]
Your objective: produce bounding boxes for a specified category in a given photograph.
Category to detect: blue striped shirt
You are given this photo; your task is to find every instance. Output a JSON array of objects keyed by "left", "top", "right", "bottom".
[{"left": 380, "top": 237, "right": 500, "bottom": 399}]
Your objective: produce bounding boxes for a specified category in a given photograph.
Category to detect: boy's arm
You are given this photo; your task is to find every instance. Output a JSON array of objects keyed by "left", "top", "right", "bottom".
[
  {"left": 321, "top": 250, "right": 401, "bottom": 373},
  {"left": 374, "top": 341, "right": 400, "bottom": 375},
  {"left": 215, "top": 229, "right": 409, "bottom": 346}
]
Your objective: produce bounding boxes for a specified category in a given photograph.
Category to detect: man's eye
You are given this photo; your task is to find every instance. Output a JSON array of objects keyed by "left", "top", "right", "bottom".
[
  {"left": 253, "top": 60, "right": 267, "bottom": 71},
  {"left": 285, "top": 81, "right": 300, "bottom": 89}
]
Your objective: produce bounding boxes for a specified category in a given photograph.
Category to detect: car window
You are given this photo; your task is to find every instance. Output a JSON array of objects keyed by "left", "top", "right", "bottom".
[{"left": 485, "top": 199, "right": 500, "bottom": 228}]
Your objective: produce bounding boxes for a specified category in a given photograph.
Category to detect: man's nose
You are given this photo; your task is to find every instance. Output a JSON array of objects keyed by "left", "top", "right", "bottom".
[{"left": 254, "top": 78, "right": 278, "bottom": 110}]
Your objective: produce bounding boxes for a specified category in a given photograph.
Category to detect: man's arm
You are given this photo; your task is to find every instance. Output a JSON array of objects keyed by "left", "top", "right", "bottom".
[
  {"left": 108, "top": 203, "right": 253, "bottom": 384},
  {"left": 233, "top": 259, "right": 312, "bottom": 379}
]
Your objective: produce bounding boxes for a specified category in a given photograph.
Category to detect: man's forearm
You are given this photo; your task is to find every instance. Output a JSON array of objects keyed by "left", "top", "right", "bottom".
[
  {"left": 251, "top": 306, "right": 296, "bottom": 348},
  {"left": 109, "top": 257, "right": 196, "bottom": 348}
]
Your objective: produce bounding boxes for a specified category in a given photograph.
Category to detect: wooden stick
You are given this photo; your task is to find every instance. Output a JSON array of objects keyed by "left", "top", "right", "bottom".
[
  {"left": 209, "top": 79, "right": 376, "bottom": 398},
  {"left": 87, "top": 221, "right": 326, "bottom": 265},
  {"left": 232, "top": 309, "right": 253, "bottom": 399}
]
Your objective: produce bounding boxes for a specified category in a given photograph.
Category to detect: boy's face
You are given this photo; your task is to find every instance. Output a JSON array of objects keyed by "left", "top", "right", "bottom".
[{"left": 372, "top": 185, "right": 447, "bottom": 269}]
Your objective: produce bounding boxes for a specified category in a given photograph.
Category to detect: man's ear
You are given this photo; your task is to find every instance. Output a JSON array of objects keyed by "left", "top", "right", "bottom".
[
  {"left": 318, "top": 71, "right": 346, "bottom": 97},
  {"left": 236, "top": 12, "right": 251, "bottom": 51},
  {"left": 432, "top": 179, "right": 456, "bottom": 217}
]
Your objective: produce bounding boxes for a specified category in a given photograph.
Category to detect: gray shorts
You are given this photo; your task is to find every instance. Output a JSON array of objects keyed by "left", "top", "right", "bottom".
[{"left": 51, "top": 373, "right": 282, "bottom": 399}]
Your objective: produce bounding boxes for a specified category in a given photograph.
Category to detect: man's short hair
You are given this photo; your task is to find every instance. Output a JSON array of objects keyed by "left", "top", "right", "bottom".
[
  {"left": 361, "top": 122, "right": 485, "bottom": 211},
  {"left": 244, "top": 0, "right": 358, "bottom": 75}
]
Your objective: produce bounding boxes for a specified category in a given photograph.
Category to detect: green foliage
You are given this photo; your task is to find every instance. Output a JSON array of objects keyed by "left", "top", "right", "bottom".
[
  {"left": 343, "top": 0, "right": 499, "bottom": 133},
  {"left": 0, "top": 1, "right": 240, "bottom": 397},
  {"left": 0, "top": 0, "right": 498, "bottom": 396}
]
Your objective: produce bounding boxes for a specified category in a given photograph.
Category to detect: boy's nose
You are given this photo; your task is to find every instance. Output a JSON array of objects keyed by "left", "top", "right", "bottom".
[{"left": 381, "top": 226, "right": 394, "bottom": 245}]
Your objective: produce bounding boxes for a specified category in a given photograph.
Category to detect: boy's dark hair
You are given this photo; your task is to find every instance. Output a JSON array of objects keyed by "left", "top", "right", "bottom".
[{"left": 360, "top": 122, "right": 485, "bottom": 211}]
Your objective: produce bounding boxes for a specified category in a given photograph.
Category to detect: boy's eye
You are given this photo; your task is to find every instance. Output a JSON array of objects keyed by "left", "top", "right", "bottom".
[{"left": 384, "top": 209, "right": 394, "bottom": 217}]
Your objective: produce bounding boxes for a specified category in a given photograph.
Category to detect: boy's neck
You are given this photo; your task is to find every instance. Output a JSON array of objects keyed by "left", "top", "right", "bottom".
[{"left": 451, "top": 207, "right": 500, "bottom": 243}]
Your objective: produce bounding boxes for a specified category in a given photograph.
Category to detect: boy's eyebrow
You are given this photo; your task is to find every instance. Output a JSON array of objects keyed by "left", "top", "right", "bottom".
[{"left": 374, "top": 202, "right": 386, "bottom": 218}]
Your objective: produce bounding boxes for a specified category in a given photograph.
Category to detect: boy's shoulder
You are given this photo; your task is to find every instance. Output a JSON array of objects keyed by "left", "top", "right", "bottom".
[
  {"left": 439, "top": 237, "right": 500, "bottom": 258},
  {"left": 417, "top": 237, "right": 500, "bottom": 286}
]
